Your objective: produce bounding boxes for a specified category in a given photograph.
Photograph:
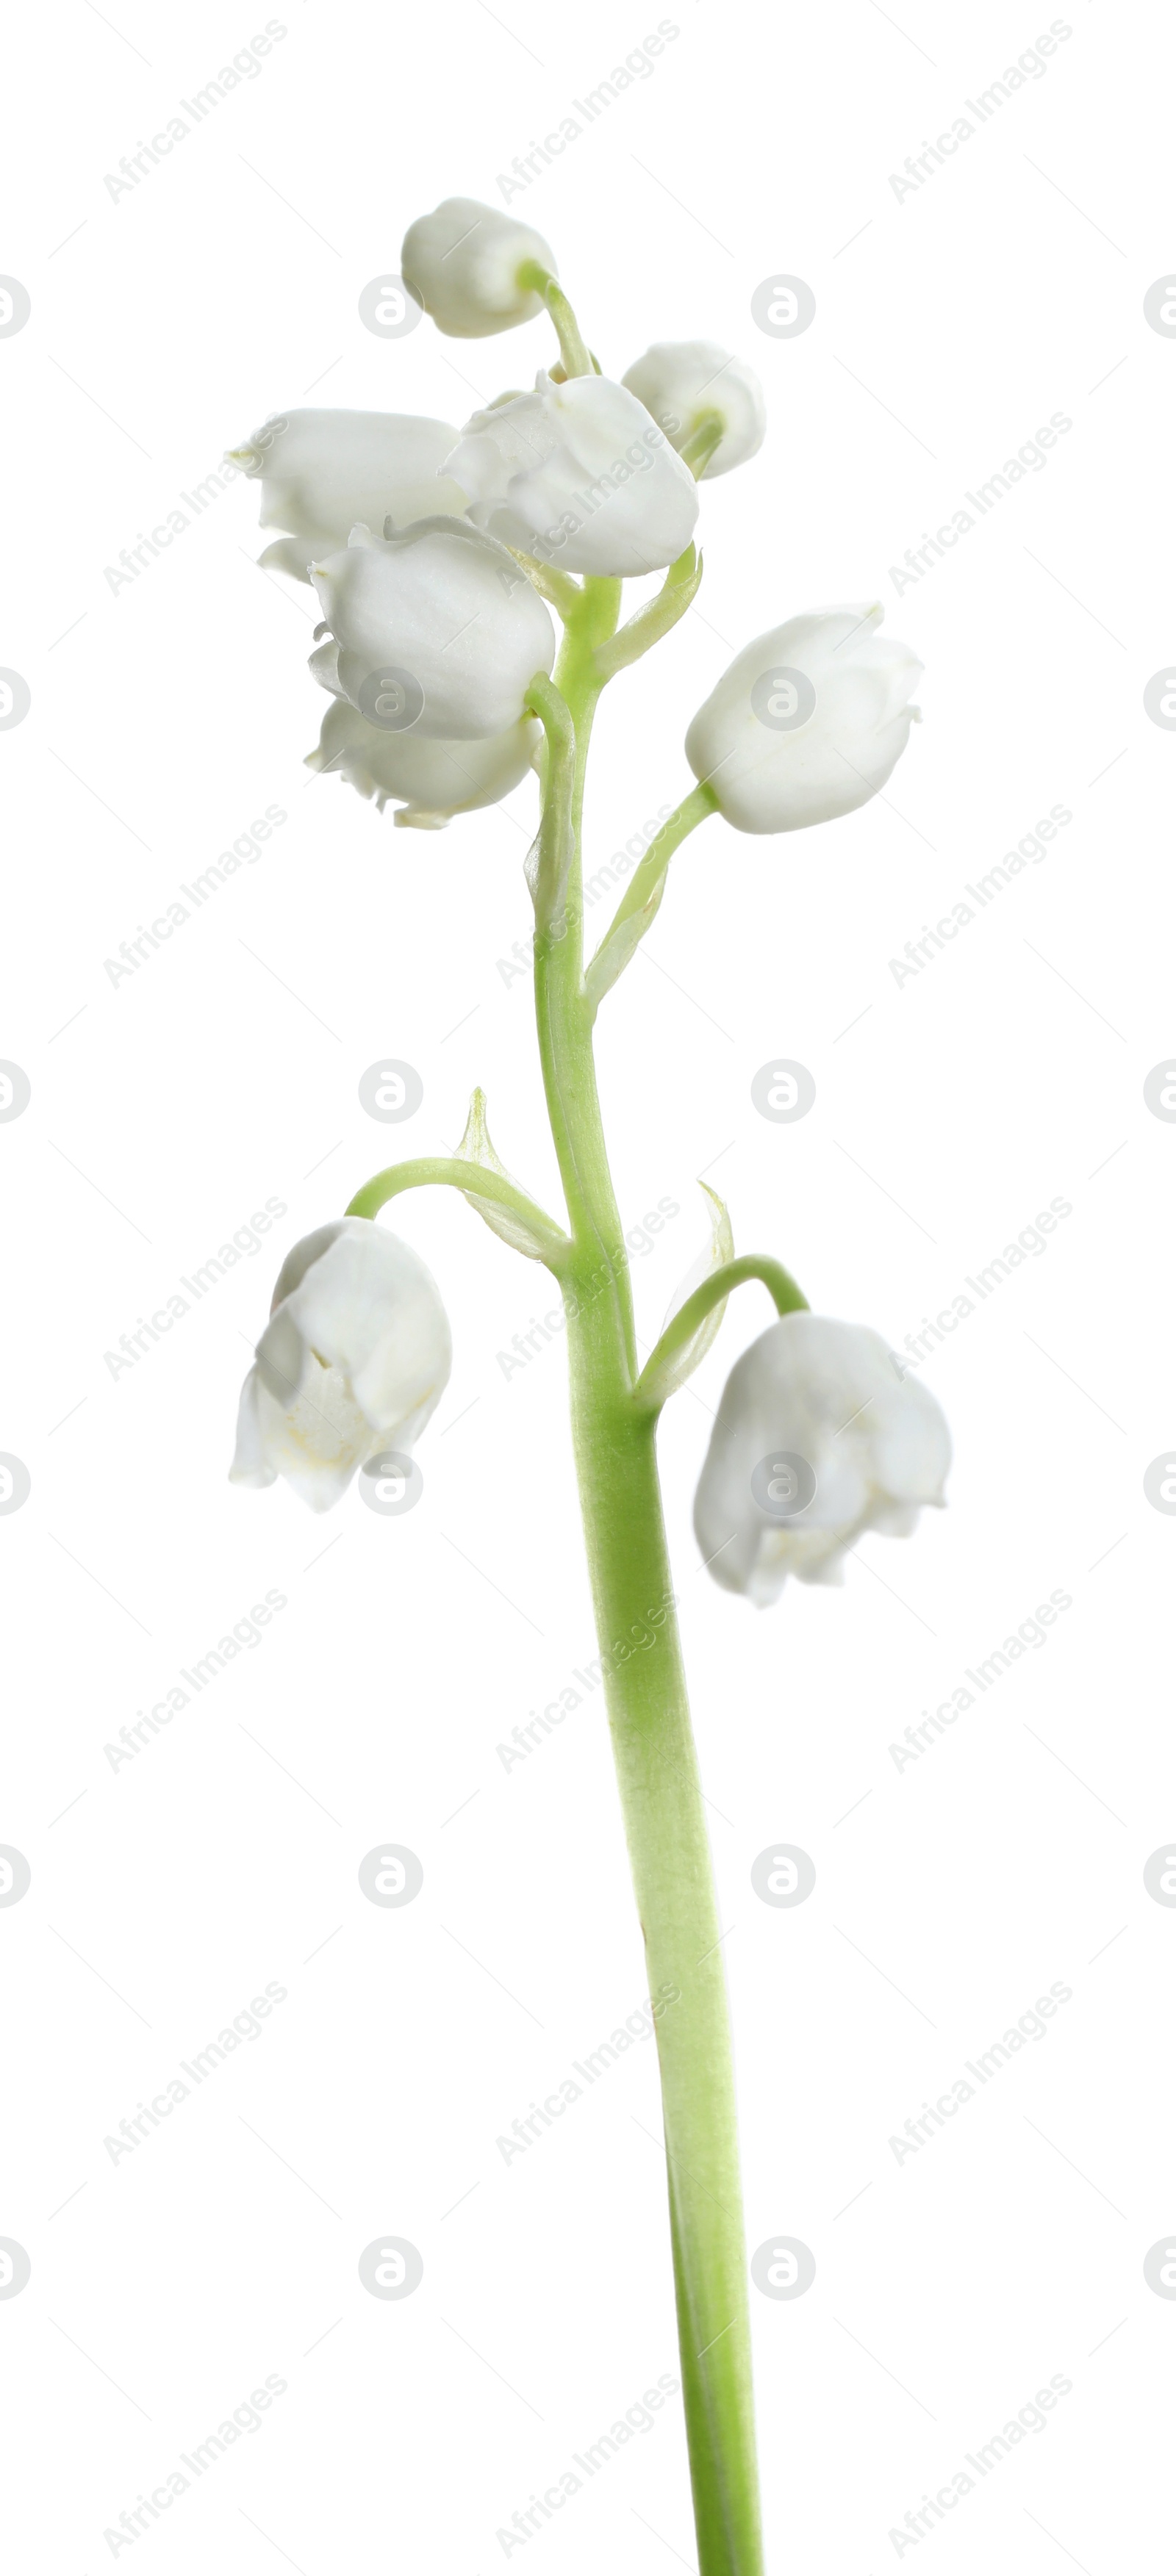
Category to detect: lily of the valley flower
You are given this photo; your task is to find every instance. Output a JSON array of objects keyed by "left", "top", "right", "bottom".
[
  {"left": 621, "top": 342, "right": 766, "bottom": 478},
  {"left": 306, "top": 695, "right": 540, "bottom": 828},
  {"left": 694, "top": 1312, "right": 950, "bottom": 1602},
  {"left": 309, "top": 520, "right": 555, "bottom": 741},
  {"left": 401, "top": 196, "right": 557, "bottom": 338},
  {"left": 230, "top": 1219, "right": 451, "bottom": 1512},
  {"left": 228, "top": 409, "right": 470, "bottom": 580},
  {"left": 445, "top": 372, "right": 700, "bottom": 576},
  {"left": 685, "top": 605, "right": 922, "bottom": 834}
]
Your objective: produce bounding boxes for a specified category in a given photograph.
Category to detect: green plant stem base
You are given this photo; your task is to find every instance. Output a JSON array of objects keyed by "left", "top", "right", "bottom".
[
  {"left": 350, "top": 577, "right": 769, "bottom": 2574},
  {"left": 537, "top": 578, "right": 764, "bottom": 2576}
]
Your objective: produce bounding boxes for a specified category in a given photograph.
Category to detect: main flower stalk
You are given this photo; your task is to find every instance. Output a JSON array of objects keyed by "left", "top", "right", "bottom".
[
  {"left": 536, "top": 579, "right": 763, "bottom": 2576},
  {"left": 232, "top": 195, "right": 944, "bottom": 2572}
]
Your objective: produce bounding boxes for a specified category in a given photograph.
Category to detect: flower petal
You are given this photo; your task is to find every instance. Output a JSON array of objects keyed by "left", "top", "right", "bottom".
[{"left": 693, "top": 1311, "right": 950, "bottom": 1600}]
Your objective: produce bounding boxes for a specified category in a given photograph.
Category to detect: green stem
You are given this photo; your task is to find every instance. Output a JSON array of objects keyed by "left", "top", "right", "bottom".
[
  {"left": 585, "top": 780, "right": 717, "bottom": 1010},
  {"left": 634, "top": 1254, "right": 809, "bottom": 1414},
  {"left": 534, "top": 585, "right": 764, "bottom": 2574},
  {"left": 517, "top": 263, "right": 593, "bottom": 377},
  {"left": 531, "top": 577, "right": 632, "bottom": 1353},
  {"left": 592, "top": 543, "right": 703, "bottom": 684},
  {"left": 523, "top": 674, "right": 576, "bottom": 935},
  {"left": 345, "top": 1156, "right": 568, "bottom": 1266},
  {"left": 506, "top": 547, "right": 583, "bottom": 620},
  {"left": 680, "top": 411, "right": 726, "bottom": 478}
]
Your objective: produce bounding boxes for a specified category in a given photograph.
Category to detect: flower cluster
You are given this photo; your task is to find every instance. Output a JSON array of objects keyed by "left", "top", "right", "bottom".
[
  {"left": 231, "top": 197, "right": 920, "bottom": 836},
  {"left": 229, "top": 196, "right": 947, "bottom": 1602}
]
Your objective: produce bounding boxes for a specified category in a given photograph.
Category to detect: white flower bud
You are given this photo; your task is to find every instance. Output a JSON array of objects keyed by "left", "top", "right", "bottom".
[
  {"left": 685, "top": 605, "right": 921, "bottom": 834},
  {"left": 230, "top": 1219, "right": 451, "bottom": 1513},
  {"left": 306, "top": 695, "right": 540, "bottom": 829},
  {"left": 621, "top": 341, "right": 766, "bottom": 478},
  {"left": 401, "top": 196, "right": 556, "bottom": 338},
  {"left": 694, "top": 1313, "right": 950, "bottom": 1602},
  {"left": 228, "top": 410, "right": 469, "bottom": 578},
  {"left": 445, "top": 372, "right": 699, "bottom": 577},
  {"left": 309, "top": 519, "right": 555, "bottom": 741}
]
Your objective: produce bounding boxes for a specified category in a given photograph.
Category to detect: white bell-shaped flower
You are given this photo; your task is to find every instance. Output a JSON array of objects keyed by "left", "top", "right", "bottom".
[
  {"left": 401, "top": 196, "right": 557, "bottom": 338},
  {"left": 685, "top": 605, "right": 922, "bottom": 834},
  {"left": 621, "top": 342, "right": 766, "bottom": 478},
  {"left": 306, "top": 694, "right": 540, "bottom": 828},
  {"left": 310, "top": 519, "right": 555, "bottom": 741},
  {"left": 228, "top": 410, "right": 470, "bottom": 578},
  {"left": 694, "top": 1313, "right": 950, "bottom": 1602},
  {"left": 231, "top": 1219, "right": 451, "bottom": 1512},
  {"left": 444, "top": 371, "right": 699, "bottom": 576}
]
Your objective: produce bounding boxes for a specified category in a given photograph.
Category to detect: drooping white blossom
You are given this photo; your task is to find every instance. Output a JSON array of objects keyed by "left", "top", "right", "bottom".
[
  {"left": 228, "top": 410, "right": 469, "bottom": 578},
  {"left": 621, "top": 342, "right": 766, "bottom": 478},
  {"left": 685, "top": 606, "right": 922, "bottom": 834},
  {"left": 306, "top": 694, "right": 540, "bottom": 828},
  {"left": 444, "top": 372, "right": 699, "bottom": 576},
  {"left": 231, "top": 1220, "right": 451, "bottom": 1512},
  {"left": 309, "top": 520, "right": 555, "bottom": 741},
  {"left": 693, "top": 1312, "right": 950, "bottom": 1601},
  {"left": 401, "top": 197, "right": 557, "bottom": 338}
]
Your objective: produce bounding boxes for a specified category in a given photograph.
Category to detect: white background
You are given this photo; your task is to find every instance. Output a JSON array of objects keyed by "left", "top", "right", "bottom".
[{"left": 3, "top": 1, "right": 1174, "bottom": 2569}]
